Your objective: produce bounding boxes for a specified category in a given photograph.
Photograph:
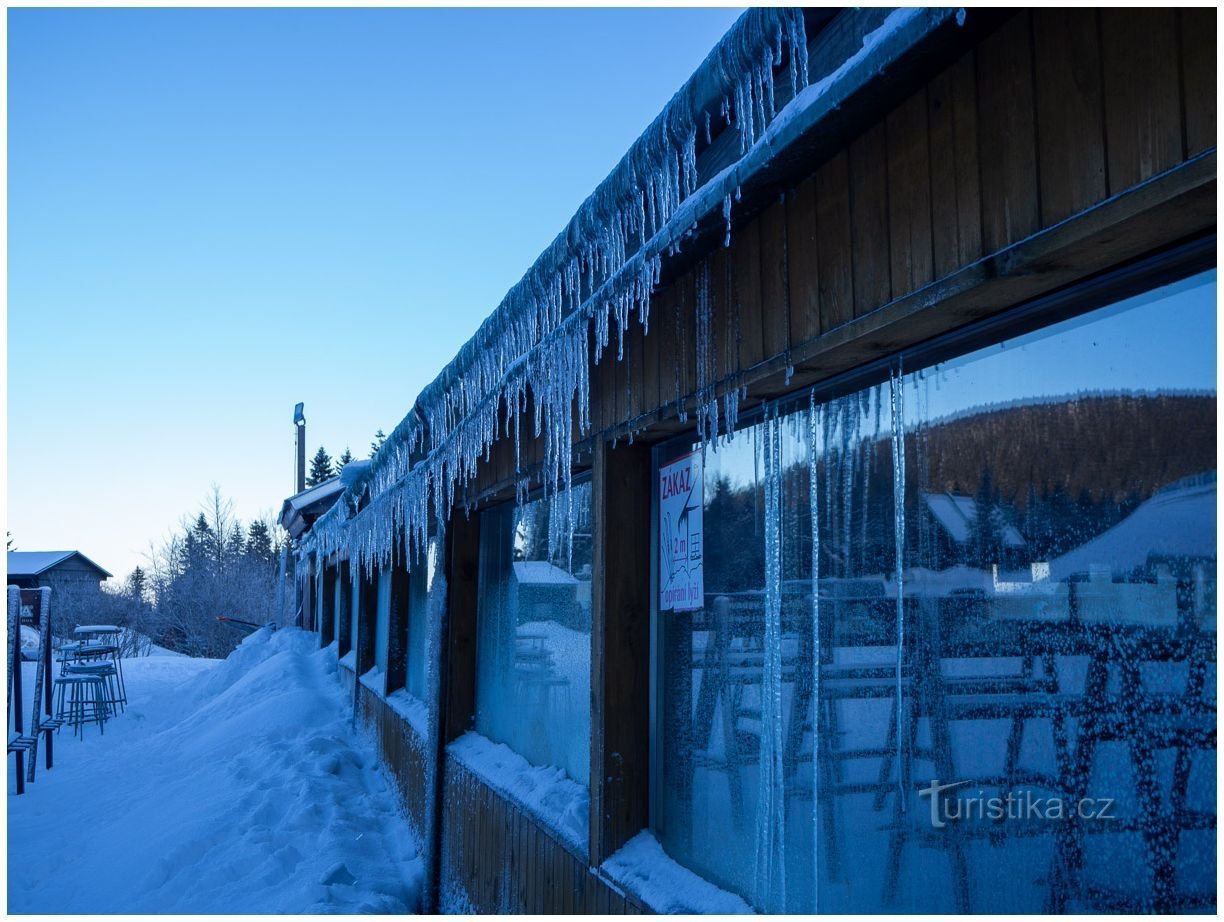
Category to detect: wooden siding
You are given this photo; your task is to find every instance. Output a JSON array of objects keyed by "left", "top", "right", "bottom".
[
  {"left": 439, "top": 756, "right": 644, "bottom": 914},
  {"left": 356, "top": 683, "right": 429, "bottom": 838},
  {"left": 323, "top": 8, "right": 1214, "bottom": 916},
  {"left": 465, "top": 10, "right": 1213, "bottom": 509}
]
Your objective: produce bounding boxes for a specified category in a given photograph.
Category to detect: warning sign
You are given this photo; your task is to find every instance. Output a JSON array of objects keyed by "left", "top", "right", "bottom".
[{"left": 659, "top": 451, "right": 704, "bottom": 612}]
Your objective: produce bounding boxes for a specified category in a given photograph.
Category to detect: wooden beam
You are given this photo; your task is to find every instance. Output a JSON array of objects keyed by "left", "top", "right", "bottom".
[
  {"left": 386, "top": 538, "right": 410, "bottom": 695},
  {"left": 337, "top": 560, "right": 353, "bottom": 658},
  {"left": 357, "top": 565, "right": 378, "bottom": 676},
  {"left": 442, "top": 509, "right": 481, "bottom": 745},
  {"left": 589, "top": 437, "right": 653, "bottom": 864},
  {"left": 320, "top": 562, "right": 336, "bottom": 648}
]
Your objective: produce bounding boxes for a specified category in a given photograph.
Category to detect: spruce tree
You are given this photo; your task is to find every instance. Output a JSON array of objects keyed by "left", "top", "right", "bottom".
[
  {"left": 307, "top": 447, "right": 334, "bottom": 486},
  {"left": 127, "top": 566, "right": 147, "bottom": 603},
  {"left": 334, "top": 447, "right": 355, "bottom": 475},
  {"left": 246, "top": 519, "right": 274, "bottom": 567},
  {"left": 369, "top": 429, "right": 387, "bottom": 458}
]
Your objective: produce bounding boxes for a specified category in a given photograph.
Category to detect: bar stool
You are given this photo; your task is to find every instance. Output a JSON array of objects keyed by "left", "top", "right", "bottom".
[
  {"left": 53, "top": 673, "right": 111, "bottom": 737},
  {"left": 72, "top": 626, "right": 127, "bottom": 707},
  {"left": 61, "top": 641, "right": 126, "bottom": 711}
]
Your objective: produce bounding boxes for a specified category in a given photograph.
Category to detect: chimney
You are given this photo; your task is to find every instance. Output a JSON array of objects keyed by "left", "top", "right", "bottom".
[{"left": 293, "top": 402, "right": 306, "bottom": 494}]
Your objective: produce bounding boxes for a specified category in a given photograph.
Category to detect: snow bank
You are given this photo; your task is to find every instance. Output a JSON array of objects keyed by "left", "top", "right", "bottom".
[
  {"left": 8, "top": 627, "right": 424, "bottom": 914},
  {"left": 448, "top": 731, "right": 588, "bottom": 855},
  {"left": 603, "top": 830, "right": 753, "bottom": 914}
]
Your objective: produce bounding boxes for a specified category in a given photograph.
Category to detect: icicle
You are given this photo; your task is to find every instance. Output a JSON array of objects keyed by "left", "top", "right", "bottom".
[
  {"left": 722, "top": 192, "right": 733, "bottom": 248},
  {"left": 756, "top": 407, "right": 786, "bottom": 912},
  {"left": 808, "top": 389, "right": 821, "bottom": 908},
  {"left": 292, "top": 8, "right": 815, "bottom": 594},
  {"left": 888, "top": 362, "right": 907, "bottom": 811}
]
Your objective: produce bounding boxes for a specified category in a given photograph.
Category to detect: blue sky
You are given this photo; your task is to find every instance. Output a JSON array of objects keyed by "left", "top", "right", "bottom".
[{"left": 8, "top": 7, "right": 743, "bottom": 578}]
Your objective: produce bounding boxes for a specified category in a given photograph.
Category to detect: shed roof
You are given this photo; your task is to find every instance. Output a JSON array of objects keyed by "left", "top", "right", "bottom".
[
  {"left": 7, "top": 550, "right": 113, "bottom": 580},
  {"left": 512, "top": 561, "right": 580, "bottom": 586}
]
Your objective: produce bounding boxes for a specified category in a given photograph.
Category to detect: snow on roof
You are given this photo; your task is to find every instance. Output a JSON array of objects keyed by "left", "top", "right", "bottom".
[
  {"left": 7, "top": 550, "right": 112, "bottom": 579},
  {"left": 1051, "top": 477, "right": 1216, "bottom": 580},
  {"left": 284, "top": 477, "right": 344, "bottom": 511},
  {"left": 923, "top": 493, "right": 1026, "bottom": 549},
  {"left": 512, "top": 561, "right": 579, "bottom": 586},
  {"left": 297, "top": 8, "right": 961, "bottom": 577}
]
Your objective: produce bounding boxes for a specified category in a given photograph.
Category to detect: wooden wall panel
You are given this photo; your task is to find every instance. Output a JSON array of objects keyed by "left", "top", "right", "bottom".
[
  {"left": 707, "top": 246, "right": 735, "bottom": 391},
  {"left": 785, "top": 174, "right": 820, "bottom": 347},
  {"left": 641, "top": 292, "right": 661, "bottom": 418},
  {"left": 358, "top": 685, "right": 430, "bottom": 836},
  {"left": 977, "top": 12, "right": 1040, "bottom": 251},
  {"left": 927, "top": 50, "right": 983, "bottom": 277},
  {"left": 1032, "top": 9, "right": 1107, "bottom": 226},
  {"left": 732, "top": 220, "right": 765, "bottom": 370},
  {"left": 437, "top": 750, "right": 644, "bottom": 913},
  {"left": 758, "top": 197, "right": 790, "bottom": 359},
  {"left": 1102, "top": 8, "right": 1183, "bottom": 193},
  {"left": 886, "top": 88, "right": 934, "bottom": 299},
  {"left": 848, "top": 122, "right": 890, "bottom": 314},
  {"left": 814, "top": 151, "right": 854, "bottom": 331},
  {"left": 1180, "top": 7, "right": 1216, "bottom": 159}
]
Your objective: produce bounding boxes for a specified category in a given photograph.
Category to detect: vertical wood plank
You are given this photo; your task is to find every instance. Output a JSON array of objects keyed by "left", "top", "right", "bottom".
[
  {"left": 758, "top": 196, "right": 790, "bottom": 361},
  {"left": 886, "top": 88, "right": 934, "bottom": 299},
  {"left": 949, "top": 51, "right": 983, "bottom": 268},
  {"left": 848, "top": 122, "right": 891, "bottom": 313},
  {"left": 1032, "top": 9, "right": 1107, "bottom": 225},
  {"left": 707, "top": 246, "right": 734, "bottom": 390},
  {"left": 675, "top": 271, "right": 697, "bottom": 413},
  {"left": 1180, "top": 7, "right": 1216, "bottom": 158},
  {"left": 785, "top": 174, "right": 820, "bottom": 347},
  {"left": 731, "top": 219, "right": 765, "bottom": 370},
  {"left": 814, "top": 151, "right": 854, "bottom": 331},
  {"left": 443, "top": 509, "right": 479, "bottom": 745},
  {"left": 642, "top": 288, "right": 662, "bottom": 416},
  {"left": 1101, "top": 8, "right": 1183, "bottom": 193},
  {"left": 977, "top": 12, "right": 1040, "bottom": 252},
  {"left": 590, "top": 437, "right": 653, "bottom": 865}
]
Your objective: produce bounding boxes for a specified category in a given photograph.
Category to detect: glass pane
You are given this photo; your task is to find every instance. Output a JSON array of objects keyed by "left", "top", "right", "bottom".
[
  {"left": 474, "top": 481, "right": 593, "bottom": 787},
  {"left": 653, "top": 269, "right": 1216, "bottom": 914},
  {"left": 879, "top": 271, "right": 1217, "bottom": 913},
  {"left": 406, "top": 538, "right": 438, "bottom": 701}
]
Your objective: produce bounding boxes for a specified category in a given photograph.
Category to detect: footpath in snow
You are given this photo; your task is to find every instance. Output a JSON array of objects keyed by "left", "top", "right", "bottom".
[{"left": 7, "top": 627, "right": 424, "bottom": 914}]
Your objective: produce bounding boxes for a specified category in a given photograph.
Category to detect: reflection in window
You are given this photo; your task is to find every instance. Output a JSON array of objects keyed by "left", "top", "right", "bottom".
[
  {"left": 654, "top": 271, "right": 1216, "bottom": 913},
  {"left": 475, "top": 481, "right": 593, "bottom": 787},
  {"left": 405, "top": 538, "right": 438, "bottom": 701}
]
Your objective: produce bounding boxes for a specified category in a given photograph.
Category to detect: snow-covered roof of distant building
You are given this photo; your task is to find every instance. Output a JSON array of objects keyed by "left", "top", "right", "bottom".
[
  {"left": 512, "top": 561, "right": 579, "bottom": 586},
  {"left": 7, "top": 550, "right": 112, "bottom": 580},
  {"left": 922, "top": 493, "right": 1026, "bottom": 549},
  {"left": 279, "top": 478, "right": 346, "bottom": 540},
  {"left": 1051, "top": 475, "right": 1216, "bottom": 580}
]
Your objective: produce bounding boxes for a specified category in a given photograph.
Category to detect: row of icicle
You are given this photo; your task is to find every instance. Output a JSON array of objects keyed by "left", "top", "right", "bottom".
[{"left": 298, "top": 8, "right": 810, "bottom": 578}]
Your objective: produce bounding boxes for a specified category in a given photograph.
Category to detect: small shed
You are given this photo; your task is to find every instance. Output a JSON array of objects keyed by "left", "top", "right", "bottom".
[{"left": 7, "top": 551, "right": 112, "bottom": 624}]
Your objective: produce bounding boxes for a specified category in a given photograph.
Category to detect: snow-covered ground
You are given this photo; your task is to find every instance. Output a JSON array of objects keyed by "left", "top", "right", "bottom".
[{"left": 8, "top": 628, "right": 423, "bottom": 914}]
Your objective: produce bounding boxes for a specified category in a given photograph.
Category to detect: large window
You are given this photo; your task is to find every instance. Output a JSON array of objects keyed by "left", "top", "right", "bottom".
[
  {"left": 475, "top": 481, "right": 594, "bottom": 787},
  {"left": 653, "top": 270, "right": 1216, "bottom": 913},
  {"left": 405, "top": 537, "right": 438, "bottom": 701}
]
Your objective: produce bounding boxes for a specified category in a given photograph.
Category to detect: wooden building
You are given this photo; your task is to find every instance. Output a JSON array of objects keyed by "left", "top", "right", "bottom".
[
  {"left": 6, "top": 551, "right": 112, "bottom": 598},
  {"left": 287, "top": 8, "right": 1216, "bottom": 914}
]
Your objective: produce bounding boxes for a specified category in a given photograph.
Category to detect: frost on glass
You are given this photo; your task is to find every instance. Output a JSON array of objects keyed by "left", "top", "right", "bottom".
[
  {"left": 406, "top": 538, "right": 439, "bottom": 702},
  {"left": 656, "top": 271, "right": 1216, "bottom": 913},
  {"left": 474, "top": 482, "right": 593, "bottom": 788},
  {"left": 656, "top": 388, "right": 890, "bottom": 913}
]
